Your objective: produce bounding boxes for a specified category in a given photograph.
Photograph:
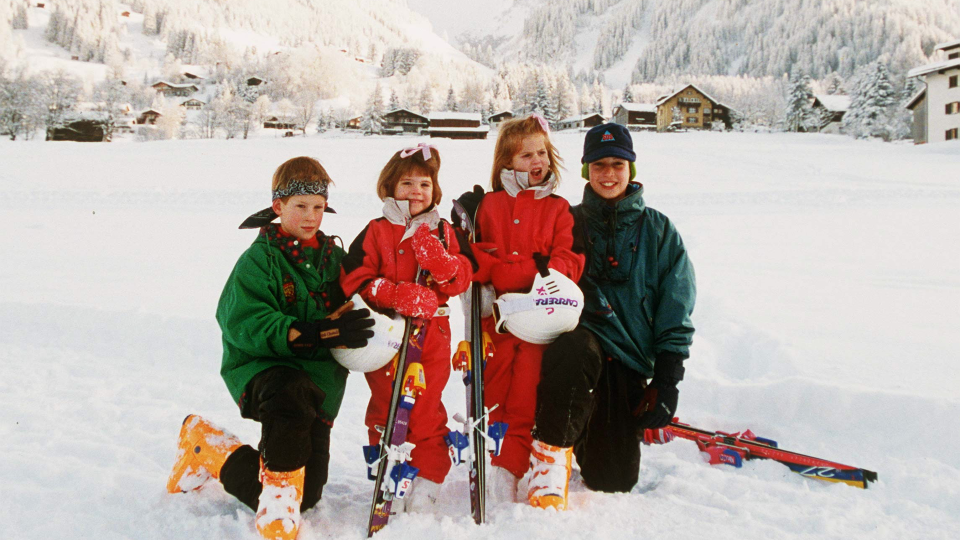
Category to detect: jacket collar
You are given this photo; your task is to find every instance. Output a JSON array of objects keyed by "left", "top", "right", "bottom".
[
  {"left": 260, "top": 223, "right": 331, "bottom": 266},
  {"left": 382, "top": 197, "right": 442, "bottom": 242},
  {"left": 499, "top": 169, "right": 558, "bottom": 199}
]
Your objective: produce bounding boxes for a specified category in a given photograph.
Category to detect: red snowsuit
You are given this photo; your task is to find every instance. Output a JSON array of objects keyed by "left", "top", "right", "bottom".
[
  {"left": 472, "top": 188, "right": 585, "bottom": 477},
  {"left": 340, "top": 210, "right": 472, "bottom": 483}
]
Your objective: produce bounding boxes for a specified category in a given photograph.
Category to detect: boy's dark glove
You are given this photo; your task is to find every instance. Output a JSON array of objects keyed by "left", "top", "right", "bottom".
[
  {"left": 634, "top": 353, "right": 685, "bottom": 430},
  {"left": 451, "top": 185, "right": 485, "bottom": 229},
  {"left": 288, "top": 302, "right": 376, "bottom": 356}
]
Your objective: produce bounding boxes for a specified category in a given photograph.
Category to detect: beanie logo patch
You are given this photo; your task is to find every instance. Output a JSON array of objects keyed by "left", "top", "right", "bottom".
[{"left": 601, "top": 131, "right": 615, "bottom": 142}]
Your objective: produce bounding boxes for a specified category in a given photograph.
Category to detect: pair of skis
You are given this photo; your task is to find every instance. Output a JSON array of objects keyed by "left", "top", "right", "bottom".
[
  {"left": 364, "top": 267, "right": 430, "bottom": 537},
  {"left": 365, "top": 207, "right": 506, "bottom": 536},
  {"left": 446, "top": 200, "right": 508, "bottom": 525}
]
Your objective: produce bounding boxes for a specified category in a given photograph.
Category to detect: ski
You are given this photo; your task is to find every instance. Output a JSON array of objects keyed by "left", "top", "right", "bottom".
[
  {"left": 365, "top": 267, "right": 430, "bottom": 537},
  {"left": 447, "top": 200, "right": 507, "bottom": 524},
  {"left": 643, "top": 419, "right": 878, "bottom": 489}
]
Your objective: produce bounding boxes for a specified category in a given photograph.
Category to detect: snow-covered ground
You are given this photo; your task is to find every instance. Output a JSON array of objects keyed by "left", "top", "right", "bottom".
[{"left": 1, "top": 132, "right": 958, "bottom": 539}]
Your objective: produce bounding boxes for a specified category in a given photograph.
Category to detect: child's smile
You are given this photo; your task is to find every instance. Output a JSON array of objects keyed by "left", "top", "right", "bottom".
[{"left": 394, "top": 175, "right": 434, "bottom": 217}]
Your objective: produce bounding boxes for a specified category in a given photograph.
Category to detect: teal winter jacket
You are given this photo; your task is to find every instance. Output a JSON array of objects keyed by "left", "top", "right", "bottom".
[
  {"left": 216, "top": 224, "right": 349, "bottom": 420},
  {"left": 572, "top": 183, "right": 696, "bottom": 376}
]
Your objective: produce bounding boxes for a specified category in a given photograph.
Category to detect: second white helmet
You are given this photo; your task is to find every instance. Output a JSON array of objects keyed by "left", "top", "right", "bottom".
[
  {"left": 492, "top": 268, "right": 584, "bottom": 345},
  {"left": 330, "top": 294, "right": 404, "bottom": 372}
]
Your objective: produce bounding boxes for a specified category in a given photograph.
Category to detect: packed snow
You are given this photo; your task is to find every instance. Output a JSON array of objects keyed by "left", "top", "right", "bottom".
[{"left": 1, "top": 131, "right": 959, "bottom": 540}]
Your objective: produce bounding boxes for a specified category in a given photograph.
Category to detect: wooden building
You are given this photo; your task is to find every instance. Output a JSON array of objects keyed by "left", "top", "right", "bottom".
[
  {"left": 46, "top": 114, "right": 111, "bottom": 142},
  {"left": 611, "top": 103, "right": 657, "bottom": 130},
  {"left": 655, "top": 84, "right": 733, "bottom": 131},
  {"left": 556, "top": 113, "right": 604, "bottom": 131},
  {"left": 136, "top": 109, "right": 162, "bottom": 125},
  {"left": 180, "top": 98, "right": 205, "bottom": 110},
  {"left": 427, "top": 112, "right": 489, "bottom": 139},
  {"left": 383, "top": 108, "right": 429, "bottom": 133},
  {"left": 487, "top": 110, "right": 514, "bottom": 128},
  {"left": 151, "top": 81, "right": 199, "bottom": 97},
  {"left": 263, "top": 116, "right": 299, "bottom": 130},
  {"left": 810, "top": 94, "right": 851, "bottom": 134},
  {"left": 246, "top": 77, "right": 267, "bottom": 87},
  {"left": 906, "top": 39, "right": 960, "bottom": 144}
]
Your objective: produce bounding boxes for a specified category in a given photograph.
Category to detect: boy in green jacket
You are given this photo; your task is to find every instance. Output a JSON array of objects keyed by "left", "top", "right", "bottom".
[
  {"left": 166, "top": 157, "right": 375, "bottom": 540},
  {"left": 528, "top": 124, "right": 696, "bottom": 510}
]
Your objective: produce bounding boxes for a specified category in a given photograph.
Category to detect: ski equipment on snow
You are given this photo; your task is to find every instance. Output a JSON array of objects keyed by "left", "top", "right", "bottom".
[
  {"left": 365, "top": 268, "right": 431, "bottom": 536},
  {"left": 643, "top": 419, "right": 878, "bottom": 489},
  {"left": 446, "top": 200, "right": 508, "bottom": 524}
]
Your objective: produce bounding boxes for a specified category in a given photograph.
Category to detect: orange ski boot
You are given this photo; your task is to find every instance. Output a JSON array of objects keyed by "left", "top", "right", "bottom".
[
  {"left": 256, "top": 464, "right": 306, "bottom": 540},
  {"left": 166, "top": 414, "right": 243, "bottom": 493},
  {"left": 527, "top": 439, "right": 573, "bottom": 511}
]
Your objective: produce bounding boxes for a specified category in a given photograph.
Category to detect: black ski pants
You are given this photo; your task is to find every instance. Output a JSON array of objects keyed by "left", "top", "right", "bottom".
[
  {"left": 533, "top": 326, "right": 648, "bottom": 493},
  {"left": 218, "top": 366, "right": 330, "bottom": 512}
]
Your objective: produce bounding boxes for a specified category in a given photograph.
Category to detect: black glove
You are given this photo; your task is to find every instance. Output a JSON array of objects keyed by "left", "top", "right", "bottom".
[
  {"left": 288, "top": 305, "right": 375, "bottom": 357},
  {"left": 635, "top": 353, "right": 685, "bottom": 430},
  {"left": 451, "top": 185, "right": 485, "bottom": 230}
]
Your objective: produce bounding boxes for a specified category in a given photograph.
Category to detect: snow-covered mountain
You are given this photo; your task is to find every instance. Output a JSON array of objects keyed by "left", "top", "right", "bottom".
[
  {"left": 1, "top": 0, "right": 490, "bottom": 95},
  {"left": 413, "top": 0, "right": 960, "bottom": 88}
]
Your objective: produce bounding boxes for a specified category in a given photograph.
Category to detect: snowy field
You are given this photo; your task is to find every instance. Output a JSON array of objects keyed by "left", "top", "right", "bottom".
[{"left": 1, "top": 131, "right": 958, "bottom": 540}]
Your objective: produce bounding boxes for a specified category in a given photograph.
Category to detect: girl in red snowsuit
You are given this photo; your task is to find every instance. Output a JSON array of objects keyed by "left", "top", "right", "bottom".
[
  {"left": 468, "top": 115, "right": 585, "bottom": 503},
  {"left": 340, "top": 144, "right": 473, "bottom": 511}
]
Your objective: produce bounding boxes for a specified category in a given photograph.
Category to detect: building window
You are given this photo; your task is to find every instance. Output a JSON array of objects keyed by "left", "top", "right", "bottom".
[
  {"left": 947, "top": 102, "right": 960, "bottom": 114},
  {"left": 950, "top": 53, "right": 960, "bottom": 60},
  {"left": 687, "top": 107, "right": 697, "bottom": 114},
  {"left": 947, "top": 128, "right": 958, "bottom": 140},
  {"left": 704, "top": 108, "right": 712, "bottom": 115},
  {"left": 686, "top": 117, "right": 697, "bottom": 123},
  {"left": 950, "top": 75, "right": 959, "bottom": 88}
]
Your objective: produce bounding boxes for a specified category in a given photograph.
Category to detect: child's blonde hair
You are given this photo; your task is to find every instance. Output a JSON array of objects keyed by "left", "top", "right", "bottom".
[
  {"left": 376, "top": 147, "right": 443, "bottom": 206},
  {"left": 489, "top": 115, "right": 563, "bottom": 191},
  {"left": 272, "top": 157, "right": 333, "bottom": 200}
]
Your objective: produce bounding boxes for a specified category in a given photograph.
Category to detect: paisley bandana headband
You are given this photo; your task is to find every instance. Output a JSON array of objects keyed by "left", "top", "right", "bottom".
[{"left": 271, "top": 179, "right": 329, "bottom": 201}]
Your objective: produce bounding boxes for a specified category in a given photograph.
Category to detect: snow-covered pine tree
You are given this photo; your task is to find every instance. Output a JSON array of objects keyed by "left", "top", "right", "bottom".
[
  {"left": 533, "top": 73, "right": 550, "bottom": 117},
  {"left": 388, "top": 89, "right": 400, "bottom": 112},
  {"left": 445, "top": 85, "right": 458, "bottom": 112},
  {"left": 784, "top": 70, "right": 814, "bottom": 132},
  {"left": 362, "top": 81, "right": 385, "bottom": 133},
  {"left": 554, "top": 74, "right": 574, "bottom": 125},
  {"left": 40, "top": 69, "right": 82, "bottom": 132},
  {"left": 843, "top": 62, "right": 898, "bottom": 140},
  {"left": 418, "top": 85, "right": 433, "bottom": 114},
  {"left": 824, "top": 72, "right": 845, "bottom": 95},
  {"left": 623, "top": 83, "right": 635, "bottom": 103}
]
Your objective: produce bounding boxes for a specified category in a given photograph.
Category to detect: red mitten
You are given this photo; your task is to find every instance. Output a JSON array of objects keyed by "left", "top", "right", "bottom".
[
  {"left": 361, "top": 278, "right": 398, "bottom": 311},
  {"left": 394, "top": 282, "right": 439, "bottom": 319},
  {"left": 412, "top": 224, "right": 459, "bottom": 283},
  {"left": 490, "top": 257, "right": 538, "bottom": 292}
]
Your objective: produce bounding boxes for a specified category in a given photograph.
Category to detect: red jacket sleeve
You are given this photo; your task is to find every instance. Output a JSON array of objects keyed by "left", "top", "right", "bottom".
[
  {"left": 339, "top": 222, "right": 384, "bottom": 298},
  {"left": 433, "top": 221, "right": 473, "bottom": 297}
]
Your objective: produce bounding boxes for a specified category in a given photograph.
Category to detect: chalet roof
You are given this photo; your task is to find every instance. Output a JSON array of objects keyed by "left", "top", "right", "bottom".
[
  {"left": 812, "top": 94, "right": 851, "bottom": 112},
  {"left": 935, "top": 39, "right": 960, "bottom": 52},
  {"left": 179, "top": 97, "right": 206, "bottom": 105},
  {"left": 384, "top": 108, "right": 427, "bottom": 120},
  {"left": 907, "top": 58, "right": 960, "bottom": 78},
  {"left": 559, "top": 112, "right": 604, "bottom": 124},
  {"left": 904, "top": 88, "right": 926, "bottom": 110},
  {"left": 616, "top": 103, "right": 657, "bottom": 113},
  {"left": 152, "top": 80, "right": 199, "bottom": 89},
  {"left": 428, "top": 125, "right": 490, "bottom": 133},
  {"left": 428, "top": 111, "right": 482, "bottom": 121},
  {"left": 139, "top": 109, "right": 162, "bottom": 116},
  {"left": 655, "top": 84, "right": 729, "bottom": 109}
]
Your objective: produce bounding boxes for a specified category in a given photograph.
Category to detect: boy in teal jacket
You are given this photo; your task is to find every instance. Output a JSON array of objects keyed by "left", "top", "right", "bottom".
[
  {"left": 166, "top": 157, "right": 374, "bottom": 540},
  {"left": 529, "top": 124, "right": 696, "bottom": 509}
]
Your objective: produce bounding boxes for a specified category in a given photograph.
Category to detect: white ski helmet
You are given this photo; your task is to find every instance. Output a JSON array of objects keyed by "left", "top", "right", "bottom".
[
  {"left": 492, "top": 268, "right": 584, "bottom": 344},
  {"left": 330, "top": 294, "right": 404, "bottom": 372}
]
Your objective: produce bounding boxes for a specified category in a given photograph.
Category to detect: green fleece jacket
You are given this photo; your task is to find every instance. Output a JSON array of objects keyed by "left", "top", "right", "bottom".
[
  {"left": 573, "top": 183, "right": 696, "bottom": 376},
  {"left": 216, "top": 224, "right": 348, "bottom": 420}
]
